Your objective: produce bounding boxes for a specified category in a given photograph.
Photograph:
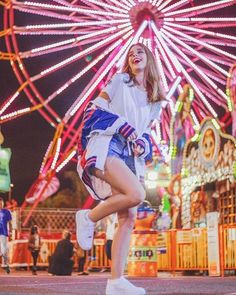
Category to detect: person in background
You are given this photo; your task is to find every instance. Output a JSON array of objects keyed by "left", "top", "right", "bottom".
[
  {"left": 105, "top": 213, "right": 118, "bottom": 262},
  {"left": 0, "top": 197, "right": 12, "bottom": 274},
  {"left": 76, "top": 243, "right": 90, "bottom": 276},
  {"left": 49, "top": 230, "right": 74, "bottom": 276},
  {"left": 28, "top": 225, "right": 41, "bottom": 275},
  {"left": 76, "top": 43, "right": 168, "bottom": 295}
]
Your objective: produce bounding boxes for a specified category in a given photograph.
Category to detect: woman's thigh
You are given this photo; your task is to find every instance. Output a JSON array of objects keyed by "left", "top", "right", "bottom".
[{"left": 93, "top": 157, "right": 143, "bottom": 196}]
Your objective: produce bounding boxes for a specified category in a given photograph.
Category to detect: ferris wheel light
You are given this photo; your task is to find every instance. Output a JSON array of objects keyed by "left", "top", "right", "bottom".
[
  {"left": 31, "top": 38, "right": 75, "bottom": 53},
  {"left": 200, "top": 39, "right": 236, "bottom": 48},
  {"left": 161, "top": 0, "right": 189, "bottom": 13},
  {"left": 162, "top": 28, "right": 230, "bottom": 104},
  {"left": 23, "top": 2, "right": 128, "bottom": 18},
  {"left": 109, "top": 0, "right": 132, "bottom": 10},
  {"left": 160, "top": 29, "right": 234, "bottom": 108},
  {"left": 39, "top": 25, "right": 132, "bottom": 76},
  {"left": 155, "top": 38, "right": 177, "bottom": 79},
  {"left": 153, "top": 0, "right": 164, "bottom": 7},
  {"left": 146, "top": 38, "right": 152, "bottom": 52},
  {"left": 165, "top": 17, "right": 236, "bottom": 22},
  {"left": 68, "top": 32, "right": 134, "bottom": 117},
  {"left": 51, "top": 138, "right": 61, "bottom": 170},
  {"left": 25, "top": 19, "right": 129, "bottom": 30},
  {"left": 45, "top": 37, "right": 129, "bottom": 105},
  {"left": 162, "top": 26, "right": 231, "bottom": 77},
  {"left": 166, "top": 77, "right": 182, "bottom": 98},
  {"left": 154, "top": 48, "right": 169, "bottom": 92},
  {"left": 0, "top": 92, "right": 19, "bottom": 115},
  {"left": 196, "top": 85, "right": 225, "bottom": 108},
  {"left": 0, "top": 107, "right": 30, "bottom": 121},
  {"left": 56, "top": 84, "right": 69, "bottom": 95},
  {"left": 29, "top": 26, "right": 119, "bottom": 55},
  {"left": 158, "top": 0, "right": 173, "bottom": 11},
  {"left": 56, "top": 149, "right": 77, "bottom": 173},
  {"left": 163, "top": 0, "right": 234, "bottom": 17},
  {"left": 40, "top": 141, "right": 53, "bottom": 174},
  {"left": 118, "top": 22, "right": 133, "bottom": 29},
  {"left": 163, "top": 21, "right": 236, "bottom": 42},
  {"left": 87, "top": 0, "right": 129, "bottom": 13},
  {"left": 126, "top": 0, "right": 136, "bottom": 6},
  {"left": 190, "top": 110, "right": 200, "bottom": 130},
  {"left": 157, "top": 30, "right": 216, "bottom": 117},
  {"left": 163, "top": 24, "right": 236, "bottom": 60},
  {"left": 151, "top": 22, "right": 182, "bottom": 74},
  {"left": 160, "top": 30, "right": 218, "bottom": 117}
]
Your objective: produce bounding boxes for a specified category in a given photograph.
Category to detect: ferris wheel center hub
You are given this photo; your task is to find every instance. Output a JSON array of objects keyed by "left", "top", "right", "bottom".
[{"left": 129, "top": 2, "right": 160, "bottom": 36}]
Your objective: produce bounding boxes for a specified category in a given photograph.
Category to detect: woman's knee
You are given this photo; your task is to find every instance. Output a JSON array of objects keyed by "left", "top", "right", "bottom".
[{"left": 127, "top": 186, "right": 146, "bottom": 206}]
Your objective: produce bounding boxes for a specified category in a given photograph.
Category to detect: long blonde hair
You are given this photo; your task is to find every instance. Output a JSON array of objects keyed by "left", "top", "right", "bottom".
[{"left": 122, "top": 43, "right": 166, "bottom": 103}]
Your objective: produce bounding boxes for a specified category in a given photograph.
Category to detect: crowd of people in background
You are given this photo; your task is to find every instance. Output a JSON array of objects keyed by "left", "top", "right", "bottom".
[{"left": 0, "top": 196, "right": 117, "bottom": 276}]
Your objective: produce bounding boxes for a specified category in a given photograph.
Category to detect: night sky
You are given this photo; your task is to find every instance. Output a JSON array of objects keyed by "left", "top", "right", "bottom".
[
  {"left": 1, "top": 59, "right": 55, "bottom": 204},
  {"left": 0, "top": 6, "right": 74, "bottom": 204},
  {"left": 0, "top": 5, "right": 95, "bottom": 205}
]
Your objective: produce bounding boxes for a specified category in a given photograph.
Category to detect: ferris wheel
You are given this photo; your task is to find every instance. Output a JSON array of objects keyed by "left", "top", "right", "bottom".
[{"left": 1, "top": 0, "right": 236, "bottom": 221}]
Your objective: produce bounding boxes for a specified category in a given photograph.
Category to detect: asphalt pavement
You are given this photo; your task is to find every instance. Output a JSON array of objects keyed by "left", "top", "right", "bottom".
[{"left": 0, "top": 270, "right": 236, "bottom": 295}]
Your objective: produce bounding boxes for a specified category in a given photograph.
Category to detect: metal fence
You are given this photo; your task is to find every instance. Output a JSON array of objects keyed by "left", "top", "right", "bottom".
[{"left": 17, "top": 208, "right": 77, "bottom": 233}]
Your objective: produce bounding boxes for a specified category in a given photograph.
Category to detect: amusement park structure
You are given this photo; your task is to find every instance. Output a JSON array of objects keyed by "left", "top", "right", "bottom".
[{"left": 1, "top": 0, "right": 236, "bottom": 226}]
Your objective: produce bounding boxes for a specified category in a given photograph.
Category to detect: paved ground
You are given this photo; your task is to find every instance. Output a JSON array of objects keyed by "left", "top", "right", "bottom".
[{"left": 0, "top": 270, "right": 236, "bottom": 295}]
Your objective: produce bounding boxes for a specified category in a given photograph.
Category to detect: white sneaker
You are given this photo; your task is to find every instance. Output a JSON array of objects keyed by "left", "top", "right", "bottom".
[
  {"left": 75, "top": 210, "right": 95, "bottom": 250},
  {"left": 106, "top": 277, "right": 146, "bottom": 295}
]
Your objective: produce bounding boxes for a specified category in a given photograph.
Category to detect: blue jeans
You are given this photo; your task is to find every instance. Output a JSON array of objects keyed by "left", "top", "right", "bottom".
[{"left": 107, "top": 134, "right": 136, "bottom": 175}]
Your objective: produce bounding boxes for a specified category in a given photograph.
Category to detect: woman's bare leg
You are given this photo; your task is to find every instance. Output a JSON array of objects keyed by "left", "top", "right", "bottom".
[
  {"left": 88, "top": 157, "right": 145, "bottom": 222},
  {"left": 111, "top": 206, "right": 137, "bottom": 279}
]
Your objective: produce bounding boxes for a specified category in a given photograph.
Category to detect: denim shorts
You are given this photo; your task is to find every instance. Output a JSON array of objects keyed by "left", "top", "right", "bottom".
[{"left": 107, "top": 134, "right": 136, "bottom": 175}]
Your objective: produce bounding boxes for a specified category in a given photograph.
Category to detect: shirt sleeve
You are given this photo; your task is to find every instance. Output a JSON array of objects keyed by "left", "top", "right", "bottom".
[
  {"left": 150, "top": 100, "right": 168, "bottom": 121},
  {"left": 102, "top": 74, "right": 123, "bottom": 101}
]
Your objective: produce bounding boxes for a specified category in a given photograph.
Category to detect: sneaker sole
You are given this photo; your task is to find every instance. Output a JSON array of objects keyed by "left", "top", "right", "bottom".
[{"left": 75, "top": 210, "right": 92, "bottom": 251}]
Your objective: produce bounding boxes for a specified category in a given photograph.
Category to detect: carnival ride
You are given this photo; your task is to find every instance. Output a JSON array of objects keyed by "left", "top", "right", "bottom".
[{"left": 1, "top": 0, "right": 236, "bottom": 225}]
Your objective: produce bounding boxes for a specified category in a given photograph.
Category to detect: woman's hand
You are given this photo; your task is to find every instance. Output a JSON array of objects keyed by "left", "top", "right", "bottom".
[
  {"left": 132, "top": 141, "right": 145, "bottom": 157},
  {"left": 127, "top": 130, "right": 138, "bottom": 141}
]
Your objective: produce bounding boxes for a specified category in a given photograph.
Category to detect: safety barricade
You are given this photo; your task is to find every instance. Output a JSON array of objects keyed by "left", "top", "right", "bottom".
[
  {"left": 8, "top": 237, "right": 110, "bottom": 270},
  {"left": 6, "top": 226, "right": 236, "bottom": 275},
  {"left": 220, "top": 225, "right": 236, "bottom": 271},
  {"left": 157, "top": 228, "right": 208, "bottom": 272}
]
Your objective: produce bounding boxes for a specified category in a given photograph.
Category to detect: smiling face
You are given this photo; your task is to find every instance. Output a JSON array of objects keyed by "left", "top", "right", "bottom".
[
  {"left": 202, "top": 129, "right": 215, "bottom": 160},
  {"left": 127, "top": 44, "right": 147, "bottom": 75}
]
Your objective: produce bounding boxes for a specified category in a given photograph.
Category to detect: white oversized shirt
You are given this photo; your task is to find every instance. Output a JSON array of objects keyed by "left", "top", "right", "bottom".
[{"left": 103, "top": 73, "right": 164, "bottom": 136}]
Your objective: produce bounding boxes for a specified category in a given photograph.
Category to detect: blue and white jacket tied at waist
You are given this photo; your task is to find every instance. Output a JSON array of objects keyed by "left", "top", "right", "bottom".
[{"left": 77, "top": 97, "right": 152, "bottom": 200}]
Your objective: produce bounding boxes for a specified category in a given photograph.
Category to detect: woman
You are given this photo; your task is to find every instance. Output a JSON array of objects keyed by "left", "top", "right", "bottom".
[
  {"left": 76, "top": 43, "right": 167, "bottom": 295},
  {"left": 28, "top": 225, "right": 41, "bottom": 275}
]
